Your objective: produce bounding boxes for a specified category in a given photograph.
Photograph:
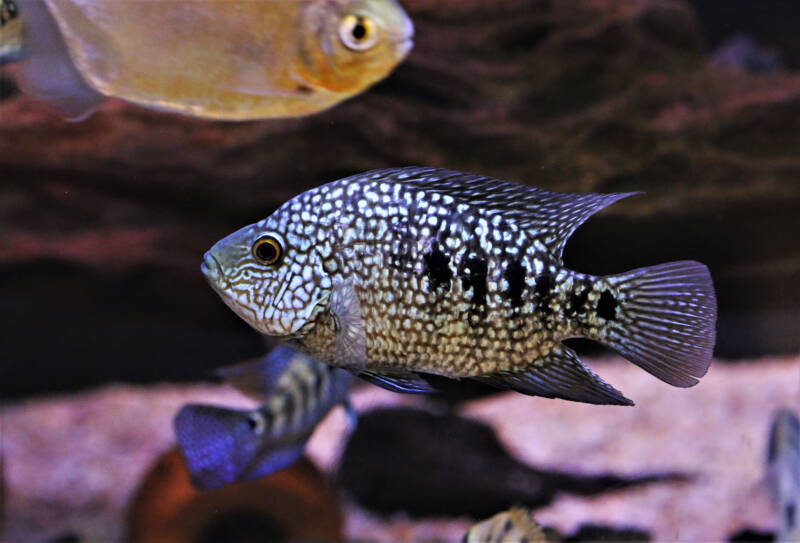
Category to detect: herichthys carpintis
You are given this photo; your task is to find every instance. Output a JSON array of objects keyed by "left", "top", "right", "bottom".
[
  {"left": 202, "top": 167, "right": 717, "bottom": 405},
  {"left": 8, "top": 0, "right": 413, "bottom": 120}
]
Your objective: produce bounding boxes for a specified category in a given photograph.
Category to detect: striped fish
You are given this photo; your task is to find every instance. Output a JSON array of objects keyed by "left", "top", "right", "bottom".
[
  {"left": 174, "top": 344, "right": 355, "bottom": 490},
  {"left": 202, "top": 167, "right": 717, "bottom": 405}
]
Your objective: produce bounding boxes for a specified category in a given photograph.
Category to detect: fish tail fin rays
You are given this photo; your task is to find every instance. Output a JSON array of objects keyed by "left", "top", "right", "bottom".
[
  {"left": 472, "top": 344, "right": 633, "bottom": 405},
  {"left": 13, "top": 0, "right": 104, "bottom": 120},
  {"left": 600, "top": 261, "right": 717, "bottom": 387}
]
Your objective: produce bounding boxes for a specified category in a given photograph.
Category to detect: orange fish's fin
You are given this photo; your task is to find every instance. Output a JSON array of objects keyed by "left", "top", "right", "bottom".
[
  {"left": 472, "top": 344, "right": 633, "bottom": 405},
  {"left": 14, "top": 0, "right": 105, "bottom": 120}
]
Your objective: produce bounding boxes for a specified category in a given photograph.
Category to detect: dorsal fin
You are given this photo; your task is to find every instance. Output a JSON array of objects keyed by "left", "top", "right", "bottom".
[
  {"left": 215, "top": 345, "right": 300, "bottom": 401},
  {"left": 363, "top": 167, "right": 636, "bottom": 260}
]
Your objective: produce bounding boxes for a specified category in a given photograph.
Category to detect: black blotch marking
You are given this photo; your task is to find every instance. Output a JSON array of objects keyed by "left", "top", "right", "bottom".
[
  {"left": 502, "top": 518, "right": 513, "bottom": 534},
  {"left": 503, "top": 259, "right": 526, "bottom": 308},
  {"left": 520, "top": 538, "right": 529, "bottom": 543},
  {"left": 460, "top": 256, "right": 488, "bottom": 309},
  {"left": 597, "top": 289, "right": 618, "bottom": 320},
  {"left": 568, "top": 283, "right": 591, "bottom": 315},
  {"left": 296, "top": 84, "right": 313, "bottom": 94},
  {"left": 423, "top": 243, "right": 452, "bottom": 292},
  {"left": 786, "top": 502, "right": 796, "bottom": 529},
  {"left": 534, "top": 272, "right": 554, "bottom": 314}
]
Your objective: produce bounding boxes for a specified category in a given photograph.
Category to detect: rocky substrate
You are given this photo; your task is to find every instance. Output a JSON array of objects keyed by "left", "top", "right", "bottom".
[{"left": 2, "top": 355, "right": 797, "bottom": 542}]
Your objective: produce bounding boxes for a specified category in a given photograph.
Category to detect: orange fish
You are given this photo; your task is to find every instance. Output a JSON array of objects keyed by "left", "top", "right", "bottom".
[{"left": 10, "top": 0, "right": 413, "bottom": 120}]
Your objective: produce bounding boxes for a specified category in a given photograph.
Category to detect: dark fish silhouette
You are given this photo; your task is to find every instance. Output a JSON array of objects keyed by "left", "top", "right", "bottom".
[{"left": 337, "top": 407, "right": 687, "bottom": 517}]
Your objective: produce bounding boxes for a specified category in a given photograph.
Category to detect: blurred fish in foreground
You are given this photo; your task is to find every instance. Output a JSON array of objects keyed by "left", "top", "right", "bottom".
[
  {"left": 337, "top": 407, "right": 688, "bottom": 517},
  {"left": 174, "top": 345, "right": 355, "bottom": 490},
  {"left": 5, "top": 0, "right": 413, "bottom": 120},
  {"left": 464, "top": 507, "right": 548, "bottom": 543},
  {"left": 203, "top": 167, "right": 717, "bottom": 405},
  {"left": 766, "top": 408, "right": 800, "bottom": 542},
  {"left": 0, "top": 0, "right": 23, "bottom": 64}
]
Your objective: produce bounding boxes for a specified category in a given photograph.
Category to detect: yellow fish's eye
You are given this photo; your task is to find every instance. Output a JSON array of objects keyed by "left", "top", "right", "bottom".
[
  {"left": 252, "top": 235, "right": 284, "bottom": 266},
  {"left": 339, "top": 14, "right": 379, "bottom": 51}
]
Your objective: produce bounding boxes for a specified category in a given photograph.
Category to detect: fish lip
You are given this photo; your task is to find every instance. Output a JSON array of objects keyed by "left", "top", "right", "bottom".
[
  {"left": 201, "top": 252, "right": 226, "bottom": 288},
  {"left": 397, "top": 38, "right": 414, "bottom": 58}
]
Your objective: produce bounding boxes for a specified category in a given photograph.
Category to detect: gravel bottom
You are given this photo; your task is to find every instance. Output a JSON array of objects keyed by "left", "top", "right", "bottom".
[{"left": 2, "top": 355, "right": 798, "bottom": 542}]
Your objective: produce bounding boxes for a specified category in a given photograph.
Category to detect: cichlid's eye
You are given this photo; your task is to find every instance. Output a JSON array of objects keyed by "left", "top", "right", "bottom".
[
  {"left": 339, "top": 13, "right": 379, "bottom": 51},
  {"left": 245, "top": 412, "right": 266, "bottom": 435},
  {"left": 252, "top": 234, "right": 284, "bottom": 266}
]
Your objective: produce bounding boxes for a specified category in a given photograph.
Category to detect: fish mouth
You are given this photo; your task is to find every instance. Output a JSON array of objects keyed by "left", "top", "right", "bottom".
[
  {"left": 201, "top": 251, "right": 226, "bottom": 288},
  {"left": 396, "top": 38, "right": 414, "bottom": 58}
]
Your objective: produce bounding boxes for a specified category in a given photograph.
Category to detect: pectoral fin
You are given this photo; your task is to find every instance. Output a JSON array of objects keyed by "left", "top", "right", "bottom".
[
  {"left": 471, "top": 344, "right": 633, "bottom": 405},
  {"left": 330, "top": 277, "right": 367, "bottom": 371}
]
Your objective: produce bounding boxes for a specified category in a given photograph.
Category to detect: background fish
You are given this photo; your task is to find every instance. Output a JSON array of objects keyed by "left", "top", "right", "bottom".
[
  {"left": 8, "top": 0, "right": 413, "bottom": 120},
  {"left": 766, "top": 408, "right": 800, "bottom": 542},
  {"left": 202, "top": 166, "right": 717, "bottom": 405},
  {"left": 0, "top": 0, "right": 23, "bottom": 64},
  {"left": 174, "top": 344, "right": 355, "bottom": 490},
  {"left": 336, "top": 407, "right": 688, "bottom": 517},
  {"left": 464, "top": 507, "right": 548, "bottom": 543}
]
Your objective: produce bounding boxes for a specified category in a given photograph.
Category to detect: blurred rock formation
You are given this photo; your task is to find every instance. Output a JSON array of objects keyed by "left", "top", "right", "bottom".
[{"left": 2, "top": 0, "right": 800, "bottom": 396}]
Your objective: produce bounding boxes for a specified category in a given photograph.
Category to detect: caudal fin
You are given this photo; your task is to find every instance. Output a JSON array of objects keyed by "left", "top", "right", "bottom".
[{"left": 601, "top": 261, "right": 717, "bottom": 387}]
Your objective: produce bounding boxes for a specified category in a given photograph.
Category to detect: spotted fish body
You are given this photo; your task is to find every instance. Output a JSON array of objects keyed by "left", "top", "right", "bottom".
[
  {"left": 203, "top": 167, "right": 717, "bottom": 405},
  {"left": 464, "top": 507, "right": 548, "bottom": 543},
  {"left": 174, "top": 345, "right": 354, "bottom": 490}
]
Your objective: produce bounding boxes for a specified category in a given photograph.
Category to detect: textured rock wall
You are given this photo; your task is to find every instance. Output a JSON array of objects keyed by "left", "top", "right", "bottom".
[{"left": 2, "top": 0, "right": 799, "bottom": 396}]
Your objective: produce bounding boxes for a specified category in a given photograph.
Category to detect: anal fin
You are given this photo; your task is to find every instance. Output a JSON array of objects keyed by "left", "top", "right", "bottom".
[
  {"left": 471, "top": 345, "right": 633, "bottom": 406},
  {"left": 357, "top": 369, "right": 438, "bottom": 394}
]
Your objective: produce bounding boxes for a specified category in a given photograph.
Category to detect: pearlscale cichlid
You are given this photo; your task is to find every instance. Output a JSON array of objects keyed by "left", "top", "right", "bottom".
[
  {"left": 174, "top": 344, "right": 355, "bottom": 490},
  {"left": 202, "top": 167, "right": 717, "bottom": 405},
  {"left": 5, "top": 0, "right": 412, "bottom": 120}
]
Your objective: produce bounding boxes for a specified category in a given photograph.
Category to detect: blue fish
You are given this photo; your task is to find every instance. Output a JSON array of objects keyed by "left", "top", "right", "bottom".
[{"left": 174, "top": 345, "right": 355, "bottom": 490}]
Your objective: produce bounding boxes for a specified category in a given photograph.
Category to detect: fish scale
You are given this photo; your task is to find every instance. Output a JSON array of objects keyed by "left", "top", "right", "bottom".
[
  {"left": 203, "top": 166, "right": 717, "bottom": 405},
  {"left": 281, "top": 169, "right": 608, "bottom": 373}
]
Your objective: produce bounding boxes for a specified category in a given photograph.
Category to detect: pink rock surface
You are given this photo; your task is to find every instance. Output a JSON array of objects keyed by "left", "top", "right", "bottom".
[{"left": 2, "top": 356, "right": 798, "bottom": 542}]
